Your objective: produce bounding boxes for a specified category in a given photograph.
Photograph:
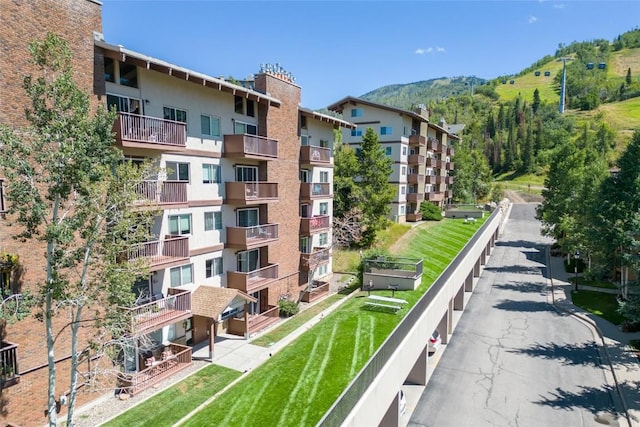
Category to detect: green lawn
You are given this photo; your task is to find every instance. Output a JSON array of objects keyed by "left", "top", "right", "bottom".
[
  {"left": 106, "top": 217, "right": 485, "bottom": 427},
  {"left": 183, "top": 218, "right": 482, "bottom": 427},
  {"left": 101, "top": 364, "right": 241, "bottom": 427},
  {"left": 571, "top": 290, "right": 625, "bottom": 325}
]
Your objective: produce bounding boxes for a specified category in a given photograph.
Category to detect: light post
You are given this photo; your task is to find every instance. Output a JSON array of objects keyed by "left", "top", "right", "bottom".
[{"left": 573, "top": 250, "right": 580, "bottom": 291}]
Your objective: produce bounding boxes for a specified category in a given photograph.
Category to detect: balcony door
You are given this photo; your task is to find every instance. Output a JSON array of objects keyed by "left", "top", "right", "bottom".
[
  {"left": 237, "top": 208, "right": 259, "bottom": 227},
  {"left": 236, "top": 165, "right": 258, "bottom": 182},
  {"left": 237, "top": 249, "right": 259, "bottom": 273}
]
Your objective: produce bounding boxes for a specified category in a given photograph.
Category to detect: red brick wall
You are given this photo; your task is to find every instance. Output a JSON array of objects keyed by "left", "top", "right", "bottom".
[
  {"left": 254, "top": 73, "right": 305, "bottom": 304},
  {"left": 0, "top": 1, "right": 104, "bottom": 425}
]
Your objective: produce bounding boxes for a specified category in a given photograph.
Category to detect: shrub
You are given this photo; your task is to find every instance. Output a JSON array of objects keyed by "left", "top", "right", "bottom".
[
  {"left": 278, "top": 299, "right": 299, "bottom": 317},
  {"left": 420, "top": 202, "right": 443, "bottom": 221}
]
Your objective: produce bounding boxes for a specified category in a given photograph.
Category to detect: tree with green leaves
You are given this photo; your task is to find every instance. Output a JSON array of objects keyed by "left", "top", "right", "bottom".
[
  {"left": 356, "top": 128, "right": 394, "bottom": 247},
  {"left": 0, "top": 33, "right": 157, "bottom": 426}
]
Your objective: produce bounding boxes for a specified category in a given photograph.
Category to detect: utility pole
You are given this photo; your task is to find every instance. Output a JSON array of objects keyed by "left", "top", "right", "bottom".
[{"left": 558, "top": 57, "right": 572, "bottom": 114}]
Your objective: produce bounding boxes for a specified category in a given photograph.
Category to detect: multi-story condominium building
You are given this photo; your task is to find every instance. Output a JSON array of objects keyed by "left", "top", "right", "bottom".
[
  {"left": 0, "top": 1, "right": 354, "bottom": 424},
  {"left": 327, "top": 97, "right": 457, "bottom": 223}
]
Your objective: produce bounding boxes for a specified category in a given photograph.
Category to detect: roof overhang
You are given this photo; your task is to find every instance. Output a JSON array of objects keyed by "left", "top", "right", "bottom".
[
  {"left": 96, "top": 40, "right": 282, "bottom": 108},
  {"left": 191, "top": 286, "right": 256, "bottom": 319},
  {"left": 326, "top": 96, "right": 428, "bottom": 123},
  {"left": 299, "top": 107, "right": 356, "bottom": 129}
]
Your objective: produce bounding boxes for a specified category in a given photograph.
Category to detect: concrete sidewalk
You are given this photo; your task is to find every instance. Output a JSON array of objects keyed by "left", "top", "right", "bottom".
[{"left": 548, "top": 255, "right": 640, "bottom": 426}]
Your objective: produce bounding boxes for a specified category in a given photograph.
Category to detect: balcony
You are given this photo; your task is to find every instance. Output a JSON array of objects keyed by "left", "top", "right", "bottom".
[
  {"left": 406, "top": 212, "right": 423, "bottom": 222},
  {"left": 223, "top": 134, "right": 278, "bottom": 160},
  {"left": 117, "top": 343, "right": 192, "bottom": 396},
  {"left": 408, "top": 135, "right": 426, "bottom": 147},
  {"left": 407, "top": 192, "right": 425, "bottom": 203},
  {"left": 427, "top": 138, "right": 441, "bottom": 152},
  {"left": 135, "top": 180, "right": 188, "bottom": 207},
  {"left": 446, "top": 161, "right": 455, "bottom": 171},
  {"left": 301, "top": 280, "right": 329, "bottom": 303},
  {"left": 436, "top": 176, "right": 454, "bottom": 185},
  {"left": 408, "top": 154, "right": 425, "bottom": 165},
  {"left": 0, "top": 341, "right": 19, "bottom": 387},
  {"left": 300, "top": 247, "right": 331, "bottom": 270},
  {"left": 425, "top": 175, "right": 437, "bottom": 185},
  {"left": 425, "top": 158, "right": 438, "bottom": 168},
  {"left": 124, "top": 289, "right": 192, "bottom": 336},
  {"left": 445, "top": 189, "right": 453, "bottom": 198},
  {"left": 428, "top": 192, "right": 445, "bottom": 202},
  {"left": 300, "top": 182, "right": 332, "bottom": 200},
  {"left": 225, "top": 182, "right": 278, "bottom": 205},
  {"left": 128, "top": 236, "right": 189, "bottom": 271},
  {"left": 226, "top": 223, "right": 279, "bottom": 250},
  {"left": 300, "top": 146, "right": 331, "bottom": 165},
  {"left": 227, "top": 264, "right": 279, "bottom": 293},
  {"left": 407, "top": 173, "right": 424, "bottom": 184},
  {"left": 114, "top": 112, "right": 186, "bottom": 151},
  {"left": 446, "top": 146, "right": 455, "bottom": 156},
  {"left": 300, "top": 215, "right": 331, "bottom": 235}
]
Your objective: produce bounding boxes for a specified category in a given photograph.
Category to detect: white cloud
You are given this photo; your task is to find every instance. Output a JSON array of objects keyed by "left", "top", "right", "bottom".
[
  {"left": 553, "top": 3, "right": 565, "bottom": 9},
  {"left": 528, "top": 15, "right": 538, "bottom": 24},
  {"left": 416, "top": 47, "right": 444, "bottom": 55}
]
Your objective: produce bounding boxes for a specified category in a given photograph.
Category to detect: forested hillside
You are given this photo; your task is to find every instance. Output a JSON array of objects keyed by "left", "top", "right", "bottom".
[{"left": 358, "top": 28, "right": 640, "bottom": 205}]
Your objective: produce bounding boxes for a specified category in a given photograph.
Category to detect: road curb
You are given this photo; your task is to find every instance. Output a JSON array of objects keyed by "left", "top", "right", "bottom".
[{"left": 546, "top": 246, "right": 633, "bottom": 427}]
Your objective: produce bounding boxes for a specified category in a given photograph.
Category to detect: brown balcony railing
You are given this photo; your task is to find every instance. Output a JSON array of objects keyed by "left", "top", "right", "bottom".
[
  {"left": 0, "top": 341, "right": 19, "bottom": 387},
  {"left": 128, "top": 236, "right": 189, "bottom": 269},
  {"left": 407, "top": 192, "right": 424, "bottom": 203},
  {"left": 445, "top": 189, "right": 453, "bottom": 198},
  {"left": 408, "top": 173, "right": 424, "bottom": 184},
  {"left": 300, "top": 146, "right": 331, "bottom": 164},
  {"left": 406, "top": 212, "right": 423, "bottom": 222},
  {"left": 124, "top": 289, "right": 191, "bottom": 335},
  {"left": 408, "top": 154, "right": 425, "bottom": 165},
  {"left": 226, "top": 223, "right": 279, "bottom": 249},
  {"left": 114, "top": 112, "right": 186, "bottom": 149},
  {"left": 408, "top": 135, "right": 426, "bottom": 146},
  {"left": 427, "top": 137, "right": 441, "bottom": 152},
  {"left": 446, "top": 161, "right": 455, "bottom": 171},
  {"left": 223, "top": 134, "right": 278, "bottom": 159},
  {"left": 425, "top": 175, "right": 437, "bottom": 185},
  {"left": 300, "top": 215, "right": 330, "bottom": 234},
  {"left": 300, "top": 182, "right": 332, "bottom": 199},
  {"left": 436, "top": 176, "right": 454, "bottom": 185},
  {"left": 301, "top": 280, "right": 330, "bottom": 303},
  {"left": 425, "top": 158, "right": 438, "bottom": 168},
  {"left": 428, "top": 192, "right": 445, "bottom": 202},
  {"left": 135, "top": 180, "right": 188, "bottom": 205},
  {"left": 118, "top": 343, "right": 192, "bottom": 396},
  {"left": 446, "top": 146, "right": 455, "bottom": 156},
  {"left": 301, "top": 247, "right": 331, "bottom": 270},
  {"left": 247, "top": 305, "right": 280, "bottom": 334},
  {"left": 227, "top": 264, "right": 279, "bottom": 293},
  {"left": 225, "top": 182, "right": 278, "bottom": 204}
]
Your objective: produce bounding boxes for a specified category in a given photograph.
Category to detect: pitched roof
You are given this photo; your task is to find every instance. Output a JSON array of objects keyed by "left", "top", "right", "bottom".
[
  {"left": 191, "top": 286, "right": 256, "bottom": 319},
  {"left": 299, "top": 107, "right": 356, "bottom": 129},
  {"left": 326, "top": 96, "right": 429, "bottom": 123}
]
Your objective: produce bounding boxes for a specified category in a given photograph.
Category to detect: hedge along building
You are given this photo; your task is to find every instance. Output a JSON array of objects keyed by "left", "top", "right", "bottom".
[{"left": 0, "top": 1, "right": 355, "bottom": 424}]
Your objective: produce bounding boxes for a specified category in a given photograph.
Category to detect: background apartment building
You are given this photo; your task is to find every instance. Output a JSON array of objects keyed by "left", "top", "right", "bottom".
[
  {"left": 327, "top": 97, "right": 456, "bottom": 223},
  {"left": 0, "top": 0, "right": 353, "bottom": 424}
]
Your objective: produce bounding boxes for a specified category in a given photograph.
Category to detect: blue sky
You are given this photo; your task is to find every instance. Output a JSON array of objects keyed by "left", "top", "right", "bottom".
[{"left": 101, "top": 1, "right": 640, "bottom": 110}]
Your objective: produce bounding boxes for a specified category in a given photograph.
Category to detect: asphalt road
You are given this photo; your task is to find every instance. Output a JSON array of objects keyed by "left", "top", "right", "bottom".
[{"left": 409, "top": 204, "right": 618, "bottom": 427}]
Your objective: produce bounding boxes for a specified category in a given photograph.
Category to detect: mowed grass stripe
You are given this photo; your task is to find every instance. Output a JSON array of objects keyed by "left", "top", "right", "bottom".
[
  {"left": 276, "top": 324, "right": 335, "bottom": 425},
  {"left": 349, "top": 316, "right": 362, "bottom": 377},
  {"left": 299, "top": 324, "right": 340, "bottom": 426}
]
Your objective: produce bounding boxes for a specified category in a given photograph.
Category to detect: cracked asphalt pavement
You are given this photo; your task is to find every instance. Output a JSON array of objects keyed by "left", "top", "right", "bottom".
[{"left": 408, "top": 204, "right": 619, "bottom": 427}]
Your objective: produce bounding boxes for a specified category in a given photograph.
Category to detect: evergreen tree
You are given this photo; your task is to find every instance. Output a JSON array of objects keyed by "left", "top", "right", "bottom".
[
  {"left": 626, "top": 67, "right": 632, "bottom": 85},
  {"left": 356, "top": 128, "right": 394, "bottom": 247},
  {"left": 532, "top": 88, "right": 541, "bottom": 114}
]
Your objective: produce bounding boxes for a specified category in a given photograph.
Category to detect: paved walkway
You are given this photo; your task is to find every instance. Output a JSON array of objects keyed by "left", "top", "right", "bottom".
[{"left": 548, "top": 255, "right": 640, "bottom": 426}]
